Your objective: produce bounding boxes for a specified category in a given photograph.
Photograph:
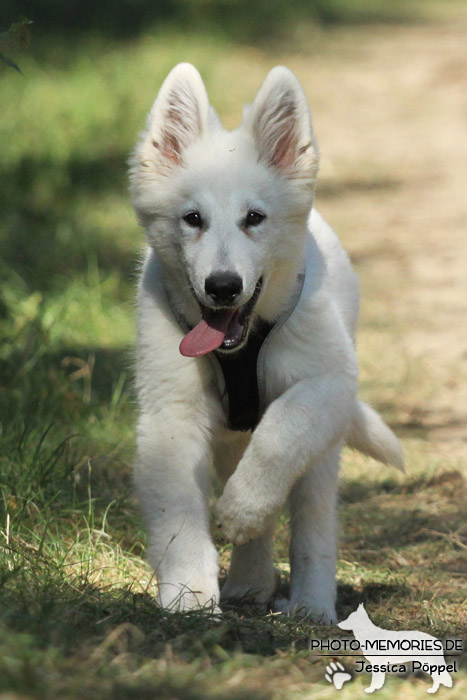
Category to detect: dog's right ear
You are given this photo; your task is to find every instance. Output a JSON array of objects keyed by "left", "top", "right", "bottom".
[{"left": 137, "top": 63, "right": 210, "bottom": 174}]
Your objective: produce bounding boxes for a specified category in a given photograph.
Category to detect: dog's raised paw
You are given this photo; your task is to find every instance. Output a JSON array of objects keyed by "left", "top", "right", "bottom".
[
  {"left": 215, "top": 480, "right": 271, "bottom": 544},
  {"left": 215, "top": 503, "right": 260, "bottom": 544}
]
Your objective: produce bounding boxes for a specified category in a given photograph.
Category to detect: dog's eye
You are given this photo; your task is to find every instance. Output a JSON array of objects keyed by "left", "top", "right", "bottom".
[
  {"left": 246, "top": 210, "right": 266, "bottom": 227},
  {"left": 183, "top": 211, "right": 203, "bottom": 228}
]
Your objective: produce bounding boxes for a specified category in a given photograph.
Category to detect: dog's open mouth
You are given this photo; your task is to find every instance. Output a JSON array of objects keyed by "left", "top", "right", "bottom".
[{"left": 179, "top": 279, "right": 263, "bottom": 357}]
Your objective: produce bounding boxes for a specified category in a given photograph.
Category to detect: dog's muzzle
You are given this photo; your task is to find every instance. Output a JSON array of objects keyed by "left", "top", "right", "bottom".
[{"left": 179, "top": 278, "right": 263, "bottom": 357}]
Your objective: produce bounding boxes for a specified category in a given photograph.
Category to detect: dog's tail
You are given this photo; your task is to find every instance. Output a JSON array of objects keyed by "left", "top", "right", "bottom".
[{"left": 346, "top": 400, "right": 404, "bottom": 471}]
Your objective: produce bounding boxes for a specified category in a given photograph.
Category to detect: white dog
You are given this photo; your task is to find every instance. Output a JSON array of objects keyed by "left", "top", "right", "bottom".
[{"left": 129, "top": 63, "right": 403, "bottom": 623}]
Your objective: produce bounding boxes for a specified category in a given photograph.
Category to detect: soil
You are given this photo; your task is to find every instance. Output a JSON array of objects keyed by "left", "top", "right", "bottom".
[{"left": 292, "top": 14, "right": 467, "bottom": 459}]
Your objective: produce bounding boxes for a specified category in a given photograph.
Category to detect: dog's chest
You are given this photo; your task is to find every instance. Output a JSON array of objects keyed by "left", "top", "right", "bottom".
[
  {"left": 166, "top": 270, "right": 306, "bottom": 432},
  {"left": 212, "top": 318, "right": 273, "bottom": 432}
]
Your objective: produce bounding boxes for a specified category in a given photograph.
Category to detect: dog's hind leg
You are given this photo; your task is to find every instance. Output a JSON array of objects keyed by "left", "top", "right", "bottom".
[
  {"left": 135, "top": 412, "right": 220, "bottom": 611},
  {"left": 214, "top": 430, "right": 251, "bottom": 484},
  {"left": 220, "top": 517, "right": 278, "bottom": 606},
  {"left": 274, "top": 445, "right": 341, "bottom": 625},
  {"left": 214, "top": 432, "right": 278, "bottom": 606}
]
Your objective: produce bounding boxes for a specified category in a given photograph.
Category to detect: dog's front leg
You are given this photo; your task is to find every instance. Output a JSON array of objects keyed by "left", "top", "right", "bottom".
[
  {"left": 216, "top": 374, "right": 354, "bottom": 544},
  {"left": 135, "top": 413, "right": 219, "bottom": 611},
  {"left": 214, "top": 432, "right": 280, "bottom": 605}
]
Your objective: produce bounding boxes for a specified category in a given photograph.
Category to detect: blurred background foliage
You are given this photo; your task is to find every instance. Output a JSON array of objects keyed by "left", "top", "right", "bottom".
[{"left": 2, "top": 0, "right": 423, "bottom": 44}]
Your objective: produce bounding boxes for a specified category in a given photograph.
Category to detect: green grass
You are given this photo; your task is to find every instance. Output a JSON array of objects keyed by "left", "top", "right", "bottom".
[{"left": 1, "top": 6, "right": 466, "bottom": 698}]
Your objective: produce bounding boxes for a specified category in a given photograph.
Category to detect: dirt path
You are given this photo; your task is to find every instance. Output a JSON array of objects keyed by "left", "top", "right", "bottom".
[{"left": 287, "top": 14, "right": 467, "bottom": 458}]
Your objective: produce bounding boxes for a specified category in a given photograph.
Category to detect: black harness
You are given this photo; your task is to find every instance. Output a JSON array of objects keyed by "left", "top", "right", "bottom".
[
  {"left": 169, "top": 271, "right": 305, "bottom": 432},
  {"left": 213, "top": 318, "right": 274, "bottom": 431}
]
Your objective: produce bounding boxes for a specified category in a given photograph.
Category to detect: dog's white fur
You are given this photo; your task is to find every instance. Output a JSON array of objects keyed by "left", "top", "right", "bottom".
[{"left": 129, "top": 63, "right": 403, "bottom": 623}]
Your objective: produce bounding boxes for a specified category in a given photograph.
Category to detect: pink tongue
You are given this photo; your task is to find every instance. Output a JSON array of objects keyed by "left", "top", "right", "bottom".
[{"left": 179, "top": 309, "right": 236, "bottom": 357}]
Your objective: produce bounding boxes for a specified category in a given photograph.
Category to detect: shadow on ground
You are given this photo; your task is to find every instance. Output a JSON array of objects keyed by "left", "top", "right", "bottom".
[
  {"left": 0, "top": 580, "right": 275, "bottom": 698},
  {"left": 0, "top": 153, "right": 137, "bottom": 292}
]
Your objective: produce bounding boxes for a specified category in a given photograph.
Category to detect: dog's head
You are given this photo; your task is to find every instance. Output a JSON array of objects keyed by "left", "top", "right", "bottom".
[{"left": 130, "top": 63, "right": 319, "bottom": 356}]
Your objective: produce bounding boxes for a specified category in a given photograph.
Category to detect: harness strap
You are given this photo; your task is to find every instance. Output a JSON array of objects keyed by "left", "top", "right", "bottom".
[
  {"left": 167, "top": 269, "right": 306, "bottom": 432},
  {"left": 213, "top": 318, "right": 274, "bottom": 431}
]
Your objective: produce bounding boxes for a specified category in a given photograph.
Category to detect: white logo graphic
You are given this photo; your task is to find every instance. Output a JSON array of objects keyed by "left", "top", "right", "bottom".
[
  {"left": 336, "top": 603, "right": 454, "bottom": 693},
  {"left": 325, "top": 661, "right": 352, "bottom": 689}
]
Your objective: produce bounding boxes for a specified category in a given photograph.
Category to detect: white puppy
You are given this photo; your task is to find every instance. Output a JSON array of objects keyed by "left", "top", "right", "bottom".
[{"left": 129, "top": 64, "right": 403, "bottom": 623}]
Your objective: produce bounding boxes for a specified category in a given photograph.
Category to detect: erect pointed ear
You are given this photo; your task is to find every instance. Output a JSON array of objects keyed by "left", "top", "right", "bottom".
[
  {"left": 143, "top": 63, "right": 210, "bottom": 170},
  {"left": 245, "top": 66, "right": 319, "bottom": 182}
]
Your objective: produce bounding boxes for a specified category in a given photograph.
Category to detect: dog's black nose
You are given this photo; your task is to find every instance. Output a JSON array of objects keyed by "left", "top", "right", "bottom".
[{"left": 205, "top": 273, "right": 243, "bottom": 305}]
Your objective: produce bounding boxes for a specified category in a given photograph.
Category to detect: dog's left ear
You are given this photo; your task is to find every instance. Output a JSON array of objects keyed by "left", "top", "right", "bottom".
[{"left": 246, "top": 67, "right": 319, "bottom": 184}]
